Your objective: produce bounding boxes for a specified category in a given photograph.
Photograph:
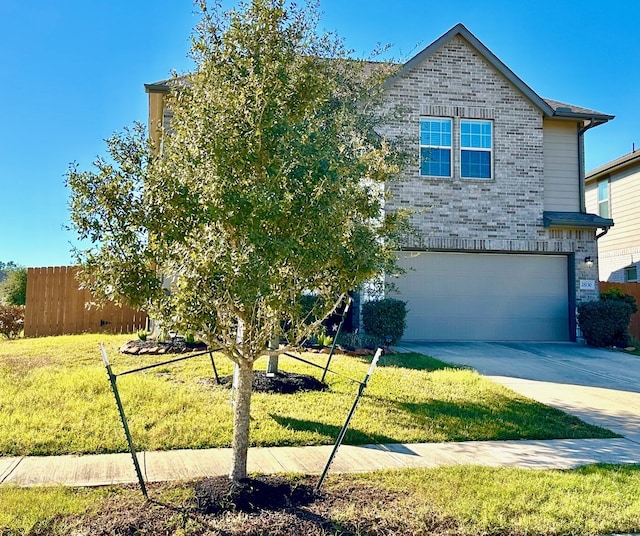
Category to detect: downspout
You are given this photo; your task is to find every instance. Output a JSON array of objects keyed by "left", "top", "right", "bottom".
[
  {"left": 578, "top": 119, "right": 612, "bottom": 240},
  {"left": 578, "top": 118, "right": 605, "bottom": 212}
]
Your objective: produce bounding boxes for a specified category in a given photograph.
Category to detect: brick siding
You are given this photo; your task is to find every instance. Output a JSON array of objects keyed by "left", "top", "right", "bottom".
[{"left": 379, "top": 35, "right": 599, "bottom": 305}]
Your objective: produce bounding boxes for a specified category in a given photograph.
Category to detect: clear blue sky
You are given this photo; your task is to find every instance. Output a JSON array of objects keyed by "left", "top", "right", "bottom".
[{"left": 1, "top": 0, "right": 637, "bottom": 268}]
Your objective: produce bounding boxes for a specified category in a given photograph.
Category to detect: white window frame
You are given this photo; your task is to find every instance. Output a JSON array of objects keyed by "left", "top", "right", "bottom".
[
  {"left": 419, "top": 117, "right": 452, "bottom": 178},
  {"left": 460, "top": 119, "right": 493, "bottom": 180},
  {"left": 598, "top": 178, "right": 610, "bottom": 218}
]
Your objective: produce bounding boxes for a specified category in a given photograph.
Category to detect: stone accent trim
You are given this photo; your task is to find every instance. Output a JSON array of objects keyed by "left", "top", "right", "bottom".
[
  {"left": 402, "top": 235, "right": 594, "bottom": 254},
  {"left": 420, "top": 104, "right": 495, "bottom": 119}
]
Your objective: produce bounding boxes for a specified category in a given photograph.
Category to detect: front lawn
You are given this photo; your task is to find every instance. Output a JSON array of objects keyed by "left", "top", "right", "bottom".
[{"left": 0, "top": 333, "right": 615, "bottom": 456}]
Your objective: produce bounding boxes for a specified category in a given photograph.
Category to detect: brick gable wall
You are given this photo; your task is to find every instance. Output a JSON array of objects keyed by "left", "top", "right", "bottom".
[
  {"left": 380, "top": 35, "right": 599, "bottom": 305},
  {"left": 382, "top": 35, "right": 545, "bottom": 243}
]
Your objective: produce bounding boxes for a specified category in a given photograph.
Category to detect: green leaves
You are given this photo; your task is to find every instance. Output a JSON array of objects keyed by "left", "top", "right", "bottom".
[
  {"left": 65, "top": 123, "right": 164, "bottom": 310},
  {"left": 66, "top": 0, "right": 409, "bottom": 362}
]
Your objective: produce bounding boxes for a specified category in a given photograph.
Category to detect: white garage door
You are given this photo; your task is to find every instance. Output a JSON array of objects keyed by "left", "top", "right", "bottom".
[{"left": 392, "top": 252, "right": 569, "bottom": 341}]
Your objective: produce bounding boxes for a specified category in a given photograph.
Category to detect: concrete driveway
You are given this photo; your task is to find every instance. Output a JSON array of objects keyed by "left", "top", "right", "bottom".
[{"left": 400, "top": 342, "right": 640, "bottom": 443}]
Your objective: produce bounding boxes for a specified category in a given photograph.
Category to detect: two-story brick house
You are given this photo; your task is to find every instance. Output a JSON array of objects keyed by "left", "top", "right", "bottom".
[
  {"left": 379, "top": 24, "right": 613, "bottom": 341},
  {"left": 146, "top": 23, "right": 613, "bottom": 343}
]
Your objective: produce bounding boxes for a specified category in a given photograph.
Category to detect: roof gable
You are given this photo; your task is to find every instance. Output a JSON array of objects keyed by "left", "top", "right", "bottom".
[
  {"left": 385, "top": 24, "right": 553, "bottom": 116},
  {"left": 385, "top": 23, "right": 612, "bottom": 122}
]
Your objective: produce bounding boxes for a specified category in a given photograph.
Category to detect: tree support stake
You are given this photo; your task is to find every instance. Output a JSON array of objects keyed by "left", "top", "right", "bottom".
[
  {"left": 100, "top": 343, "right": 148, "bottom": 499},
  {"left": 315, "top": 347, "right": 382, "bottom": 493},
  {"left": 321, "top": 296, "right": 352, "bottom": 383}
]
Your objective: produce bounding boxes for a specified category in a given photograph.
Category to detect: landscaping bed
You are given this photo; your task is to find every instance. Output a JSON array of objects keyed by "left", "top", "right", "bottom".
[{"left": 120, "top": 337, "right": 209, "bottom": 355}]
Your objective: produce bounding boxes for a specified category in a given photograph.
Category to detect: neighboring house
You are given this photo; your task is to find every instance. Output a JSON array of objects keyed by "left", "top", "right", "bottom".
[
  {"left": 585, "top": 150, "right": 640, "bottom": 283},
  {"left": 145, "top": 23, "right": 613, "bottom": 343}
]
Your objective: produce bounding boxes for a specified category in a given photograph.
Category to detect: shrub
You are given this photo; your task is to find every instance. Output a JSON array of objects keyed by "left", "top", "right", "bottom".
[
  {"left": 577, "top": 300, "right": 634, "bottom": 347},
  {"left": 600, "top": 287, "right": 638, "bottom": 314},
  {"left": 0, "top": 304, "right": 25, "bottom": 339},
  {"left": 336, "top": 330, "right": 380, "bottom": 350},
  {"left": 0, "top": 267, "right": 27, "bottom": 306},
  {"left": 362, "top": 298, "right": 407, "bottom": 345},
  {"left": 317, "top": 331, "right": 334, "bottom": 347}
]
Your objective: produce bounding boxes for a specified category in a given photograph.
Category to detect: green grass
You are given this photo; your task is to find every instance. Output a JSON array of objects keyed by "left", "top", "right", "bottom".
[
  {"left": 346, "top": 464, "right": 640, "bottom": 535},
  {"left": 0, "top": 333, "right": 615, "bottom": 456},
  {"left": 2, "top": 465, "right": 640, "bottom": 535},
  {"left": 0, "top": 485, "right": 109, "bottom": 535}
]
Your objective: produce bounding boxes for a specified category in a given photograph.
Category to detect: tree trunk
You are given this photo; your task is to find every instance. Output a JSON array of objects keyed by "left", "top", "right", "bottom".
[
  {"left": 229, "top": 359, "right": 254, "bottom": 483},
  {"left": 266, "top": 354, "right": 279, "bottom": 376},
  {"left": 266, "top": 330, "right": 279, "bottom": 376}
]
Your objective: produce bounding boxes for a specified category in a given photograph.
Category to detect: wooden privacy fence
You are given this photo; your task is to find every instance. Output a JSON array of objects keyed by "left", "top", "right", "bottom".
[
  {"left": 24, "top": 266, "right": 147, "bottom": 338},
  {"left": 599, "top": 281, "right": 640, "bottom": 342}
]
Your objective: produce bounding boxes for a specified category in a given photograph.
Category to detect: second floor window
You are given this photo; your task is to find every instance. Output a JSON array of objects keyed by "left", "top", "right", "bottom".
[
  {"left": 460, "top": 120, "right": 492, "bottom": 179},
  {"left": 598, "top": 179, "right": 610, "bottom": 218},
  {"left": 420, "top": 118, "right": 452, "bottom": 177}
]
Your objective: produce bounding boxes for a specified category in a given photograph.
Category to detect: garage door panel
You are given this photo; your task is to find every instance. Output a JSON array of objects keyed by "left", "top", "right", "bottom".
[
  {"left": 391, "top": 252, "right": 569, "bottom": 341},
  {"left": 398, "top": 294, "right": 567, "bottom": 318}
]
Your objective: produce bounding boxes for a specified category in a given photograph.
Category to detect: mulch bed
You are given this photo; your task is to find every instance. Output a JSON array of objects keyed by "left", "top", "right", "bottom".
[
  {"left": 57, "top": 475, "right": 457, "bottom": 536},
  {"left": 194, "top": 475, "right": 316, "bottom": 515},
  {"left": 217, "top": 371, "right": 328, "bottom": 394},
  {"left": 120, "top": 338, "right": 209, "bottom": 355}
]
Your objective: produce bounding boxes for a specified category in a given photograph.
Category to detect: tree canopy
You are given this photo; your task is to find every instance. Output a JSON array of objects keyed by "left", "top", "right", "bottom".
[{"left": 66, "top": 0, "right": 407, "bottom": 481}]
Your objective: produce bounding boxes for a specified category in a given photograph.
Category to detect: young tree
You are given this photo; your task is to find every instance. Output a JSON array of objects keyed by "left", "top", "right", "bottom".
[{"left": 66, "top": 0, "right": 406, "bottom": 483}]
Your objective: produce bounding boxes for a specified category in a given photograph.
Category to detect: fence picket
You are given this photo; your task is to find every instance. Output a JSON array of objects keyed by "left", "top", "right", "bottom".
[{"left": 24, "top": 266, "right": 147, "bottom": 337}]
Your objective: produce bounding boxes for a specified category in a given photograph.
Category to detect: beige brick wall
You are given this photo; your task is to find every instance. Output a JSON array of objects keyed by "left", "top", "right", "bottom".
[{"left": 380, "top": 35, "right": 599, "bottom": 306}]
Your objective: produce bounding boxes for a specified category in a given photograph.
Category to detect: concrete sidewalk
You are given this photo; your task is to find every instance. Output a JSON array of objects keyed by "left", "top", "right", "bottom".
[{"left": 2, "top": 437, "right": 640, "bottom": 488}]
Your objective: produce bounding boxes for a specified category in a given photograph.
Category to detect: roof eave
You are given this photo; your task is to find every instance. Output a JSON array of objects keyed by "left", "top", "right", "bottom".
[
  {"left": 543, "top": 211, "right": 614, "bottom": 229},
  {"left": 552, "top": 111, "right": 614, "bottom": 122},
  {"left": 144, "top": 82, "right": 171, "bottom": 94},
  {"left": 586, "top": 151, "right": 640, "bottom": 182}
]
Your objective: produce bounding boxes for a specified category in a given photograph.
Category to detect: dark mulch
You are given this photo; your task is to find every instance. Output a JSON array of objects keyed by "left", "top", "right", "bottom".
[
  {"left": 194, "top": 475, "right": 316, "bottom": 515},
  {"left": 218, "top": 371, "right": 328, "bottom": 394},
  {"left": 120, "top": 337, "right": 209, "bottom": 355},
  {"left": 48, "top": 475, "right": 461, "bottom": 536}
]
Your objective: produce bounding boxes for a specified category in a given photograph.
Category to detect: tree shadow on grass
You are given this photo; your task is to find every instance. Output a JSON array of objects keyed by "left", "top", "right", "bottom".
[
  {"left": 382, "top": 352, "right": 461, "bottom": 371},
  {"left": 395, "top": 396, "right": 618, "bottom": 442},
  {"left": 269, "top": 414, "right": 398, "bottom": 445}
]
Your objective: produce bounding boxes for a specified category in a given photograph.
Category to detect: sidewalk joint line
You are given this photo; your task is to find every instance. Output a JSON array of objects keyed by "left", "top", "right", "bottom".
[
  {"left": 0, "top": 456, "right": 25, "bottom": 484},
  {"left": 263, "top": 447, "right": 289, "bottom": 472},
  {"left": 142, "top": 451, "right": 149, "bottom": 483}
]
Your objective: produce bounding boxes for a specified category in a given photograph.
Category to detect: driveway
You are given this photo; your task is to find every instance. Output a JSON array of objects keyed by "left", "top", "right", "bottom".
[{"left": 400, "top": 342, "right": 640, "bottom": 443}]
